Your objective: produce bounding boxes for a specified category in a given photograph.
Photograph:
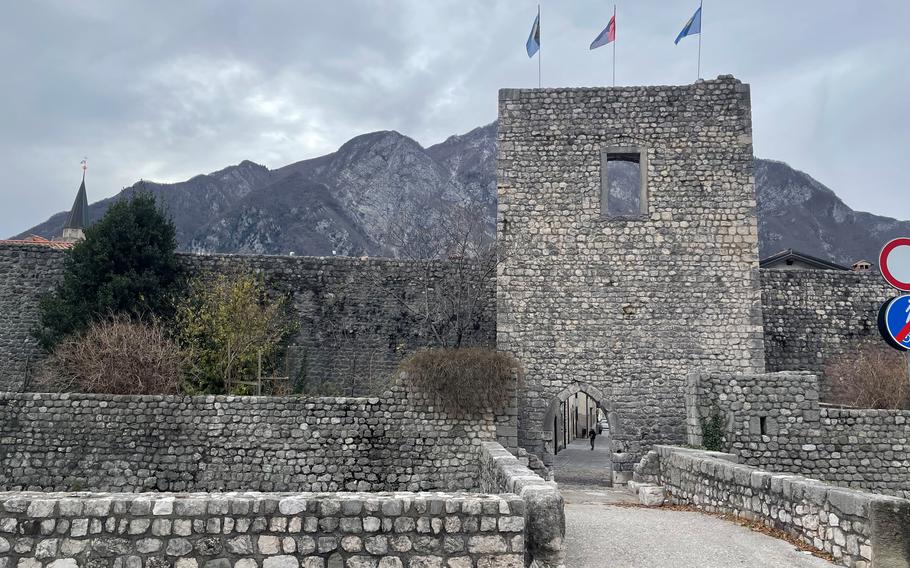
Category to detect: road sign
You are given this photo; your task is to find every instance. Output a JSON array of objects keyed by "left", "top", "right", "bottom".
[
  {"left": 879, "top": 238, "right": 910, "bottom": 292},
  {"left": 878, "top": 296, "right": 910, "bottom": 351}
]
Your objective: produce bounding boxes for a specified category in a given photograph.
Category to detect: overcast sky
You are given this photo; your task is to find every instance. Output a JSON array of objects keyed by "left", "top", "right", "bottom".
[{"left": 3, "top": 1, "right": 908, "bottom": 237}]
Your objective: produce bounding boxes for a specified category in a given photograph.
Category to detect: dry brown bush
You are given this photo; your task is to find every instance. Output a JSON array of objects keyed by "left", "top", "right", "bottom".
[
  {"left": 399, "top": 347, "right": 521, "bottom": 414},
  {"left": 34, "top": 315, "right": 186, "bottom": 395},
  {"left": 825, "top": 343, "right": 910, "bottom": 409}
]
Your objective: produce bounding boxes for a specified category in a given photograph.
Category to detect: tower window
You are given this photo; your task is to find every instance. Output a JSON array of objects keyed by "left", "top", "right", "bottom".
[{"left": 601, "top": 146, "right": 648, "bottom": 218}]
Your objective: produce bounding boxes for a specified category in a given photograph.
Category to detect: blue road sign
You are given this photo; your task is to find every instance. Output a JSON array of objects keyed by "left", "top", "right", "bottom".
[{"left": 879, "top": 295, "right": 910, "bottom": 351}]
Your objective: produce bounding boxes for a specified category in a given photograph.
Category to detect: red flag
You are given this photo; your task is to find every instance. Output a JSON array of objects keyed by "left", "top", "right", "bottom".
[{"left": 590, "top": 14, "right": 616, "bottom": 49}]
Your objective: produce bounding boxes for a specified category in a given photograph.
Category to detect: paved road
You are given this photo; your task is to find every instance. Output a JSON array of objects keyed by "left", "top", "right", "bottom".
[
  {"left": 554, "top": 439, "right": 612, "bottom": 486},
  {"left": 562, "top": 486, "right": 835, "bottom": 568}
]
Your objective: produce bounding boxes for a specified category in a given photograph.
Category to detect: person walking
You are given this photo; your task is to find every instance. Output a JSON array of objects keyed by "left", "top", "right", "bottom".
[{"left": 588, "top": 428, "right": 597, "bottom": 450}]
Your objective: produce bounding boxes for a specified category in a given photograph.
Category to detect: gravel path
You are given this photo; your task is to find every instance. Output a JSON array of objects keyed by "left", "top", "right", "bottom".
[{"left": 562, "top": 486, "right": 835, "bottom": 568}]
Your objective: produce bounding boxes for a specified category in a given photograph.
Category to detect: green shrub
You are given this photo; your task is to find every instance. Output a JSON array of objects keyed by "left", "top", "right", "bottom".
[
  {"left": 701, "top": 413, "right": 726, "bottom": 452},
  {"left": 35, "top": 192, "right": 181, "bottom": 349},
  {"left": 399, "top": 348, "right": 520, "bottom": 414},
  {"left": 175, "top": 273, "right": 297, "bottom": 394}
]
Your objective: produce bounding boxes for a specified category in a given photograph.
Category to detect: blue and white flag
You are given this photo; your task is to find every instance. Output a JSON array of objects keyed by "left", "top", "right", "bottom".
[
  {"left": 675, "top": 5, "right": 702, "bottom": 45},
  {"left": 526, "top": 10, "right": 540, "bottom": 57}
]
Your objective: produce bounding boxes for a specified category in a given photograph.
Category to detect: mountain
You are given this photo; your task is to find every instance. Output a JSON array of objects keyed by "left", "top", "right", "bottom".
[
  {"left": 188, "top": 129, "right": 486, "bottom": 257},
  {"left": 19, "top": 129, "right": 495, "bottom": 258},
  {"left": 15, "top": 123, "right": 907, "bottom": 265},
  {"left": 754, "top": 159, "right": 910, "bottom": 265},
  {"left": 21, "top": 160, "right": 272, "bottom": 248}
]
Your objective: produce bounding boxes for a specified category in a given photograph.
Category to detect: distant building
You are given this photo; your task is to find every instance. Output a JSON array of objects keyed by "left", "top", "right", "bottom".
[
  {"left": 0, "top": 170, "right": 88, "bottom": 249},
  {"left": 60, "top": 173, "right": 89, "bottom": 243},
  {"left": 852, "top": 259, "right": 873, "bottom": 272},
  {"left": 759, "top": 249, "right": 850, "bottom": 271}
]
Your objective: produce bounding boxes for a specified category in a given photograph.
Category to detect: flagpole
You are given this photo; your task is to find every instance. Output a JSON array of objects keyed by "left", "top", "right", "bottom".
[
  {"left": 538, "top": 4, "right": 541, "bottom": 88},
  {"left": 612, "top": 5, "right": 616, "bottom": 87},
  {"left": 697, "top": 0, "right": 703, "bottom": 80}
]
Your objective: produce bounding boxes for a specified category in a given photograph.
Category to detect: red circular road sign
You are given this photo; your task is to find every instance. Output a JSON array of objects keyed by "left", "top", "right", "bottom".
[{"left": 880, "top": 238, "right": 910, "bottom": 292}]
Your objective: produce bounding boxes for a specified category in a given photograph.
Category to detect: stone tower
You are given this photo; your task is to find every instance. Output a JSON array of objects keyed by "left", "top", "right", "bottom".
[
  {"left": 61, "top": 173, "right": 88, "bottom": 243},
  {"left": 496, "top": 76, "right": 766, "bottom": 481}
]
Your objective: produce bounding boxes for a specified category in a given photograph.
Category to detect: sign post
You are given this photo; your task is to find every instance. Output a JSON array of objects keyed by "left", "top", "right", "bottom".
[{"left": 877, "top": 238, "right": 910, "bottom": 384}]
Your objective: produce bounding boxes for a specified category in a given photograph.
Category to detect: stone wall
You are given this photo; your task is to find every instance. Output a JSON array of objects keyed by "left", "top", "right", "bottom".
[
  {"left": 0, "top": 383, "right": 499, "bottom": 494},
  {"left": 184, "top": 255, "right": 496, "bottom": 397},
  {"left": 477, "top": 442, "right": 564, "bottom": 567},
  {"left": 2, "top": 244, "right": 896, "bottom": 402},
  {"left": 496, "top": 76, "right": 766, "bottom": 472},
  {"left": 688, "top": 370, "right": 910, "bottom": 499},
  {"left": 0, "top": 245, "right": 65, "bottom": 392},
  {"left": 0, "top": 490, "right": 526, "bottom": 567},
  {"left": 760, "top": 269, "right": 893, "bottom": 389},
  {"left": 0, "top": 244, "right": 496, "bottom": 395},
  {"left": 647, "top": 445, "right": 910, "bottom": 568}
]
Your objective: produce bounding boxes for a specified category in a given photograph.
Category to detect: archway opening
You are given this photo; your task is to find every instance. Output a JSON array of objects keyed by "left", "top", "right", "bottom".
[
  {"left": 553, "top": 391, "right": 608, "bottom": 454},
  {"left": 542, "top": 382, "right": 620, "bottom": 487}
]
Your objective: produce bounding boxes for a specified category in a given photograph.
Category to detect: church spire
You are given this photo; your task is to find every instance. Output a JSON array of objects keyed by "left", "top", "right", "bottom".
[{"left": 61, "top": 159, "right": 89, "bottom": 242}]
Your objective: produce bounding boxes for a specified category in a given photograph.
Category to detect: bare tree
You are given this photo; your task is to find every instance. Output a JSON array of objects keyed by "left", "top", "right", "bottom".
[
  {"left": 380, "top": 201, "right": 500, "bottom": 349},
  {"left": 826, "top": 342, "right": 910, "bottom": 409}
]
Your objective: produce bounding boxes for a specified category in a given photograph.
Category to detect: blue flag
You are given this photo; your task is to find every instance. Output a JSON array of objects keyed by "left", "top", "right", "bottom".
[
  {"left": 675, "top": 5, "right": 702, "bottom": 45},
  {"left": 526, "top": 11, "right": 540, "bottom": 57}
]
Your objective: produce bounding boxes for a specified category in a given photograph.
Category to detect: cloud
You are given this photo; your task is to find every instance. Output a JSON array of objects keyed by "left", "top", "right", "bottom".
[{"left": 2, "top": 0, "right": 909, "bottom": 236}]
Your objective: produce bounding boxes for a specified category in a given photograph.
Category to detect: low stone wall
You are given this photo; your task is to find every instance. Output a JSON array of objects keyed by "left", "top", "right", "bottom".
[
  {"left": 648, "top": 445, "right": 910, "bottom": 568},
  {"left": 687, "top": 371, "right": 910, "bottom": 499},
  {"left": 0, "top": 490, "right": 526, "bottom": 567},
  {"left": 0, "top": 385, "right": 498, "bottom": 493},
  {"left": 811, "top": 408, "right": 910, "bottom": 496},
  {"left": 477, "top": 442, "right": 565, "bottom": 568}
]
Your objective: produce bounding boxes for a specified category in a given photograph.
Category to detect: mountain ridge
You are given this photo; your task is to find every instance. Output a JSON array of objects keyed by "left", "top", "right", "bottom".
[{"left": 15, "top": 123, "right": 907, "bottom": 265}]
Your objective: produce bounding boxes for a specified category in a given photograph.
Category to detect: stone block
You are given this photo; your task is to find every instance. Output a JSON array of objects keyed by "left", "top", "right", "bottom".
[
  {"left": 827, "top": 489, "right": 871, "bottom": 518},
  {"left": 637, "top": 486, "right": 666, "bottom": 507},
  {"left": 869, "top": 496, "right": 910, "bottom": 568},
  {"left": 263, "top": 557, "right": 298, "bottom": 568}
]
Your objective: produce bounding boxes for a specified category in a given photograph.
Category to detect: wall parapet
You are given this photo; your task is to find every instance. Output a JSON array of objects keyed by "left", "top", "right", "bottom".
[
  {"left": 478, "top": 441, "right": 565, "bottom": 568},
  {"left": 0, "top": 490, "right": 526, "bottom": 566},
  {"left": 650, "top": 445, "right": 910, "bottom": 568}
]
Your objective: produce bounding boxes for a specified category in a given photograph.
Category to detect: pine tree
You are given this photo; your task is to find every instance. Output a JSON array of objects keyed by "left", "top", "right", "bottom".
[{"left": 36, "top": 192, "right": 182, "bottom": 348}]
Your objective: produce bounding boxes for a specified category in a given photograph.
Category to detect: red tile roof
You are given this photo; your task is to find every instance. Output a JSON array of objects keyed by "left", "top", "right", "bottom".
[{"left": 0, "top": 235, "right": 74, "bottom": 249}]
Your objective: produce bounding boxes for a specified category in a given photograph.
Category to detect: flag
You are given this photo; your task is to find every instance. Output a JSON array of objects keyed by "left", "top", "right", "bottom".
[
  {"left": 675, "top": 5, "right": 702, "bottom": 45},
  {"left": 526, "top": 11, "right": 540, "bottom": 57},
  {"left": 590, "top": 14, "right": 616, "bottom": 50}
]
